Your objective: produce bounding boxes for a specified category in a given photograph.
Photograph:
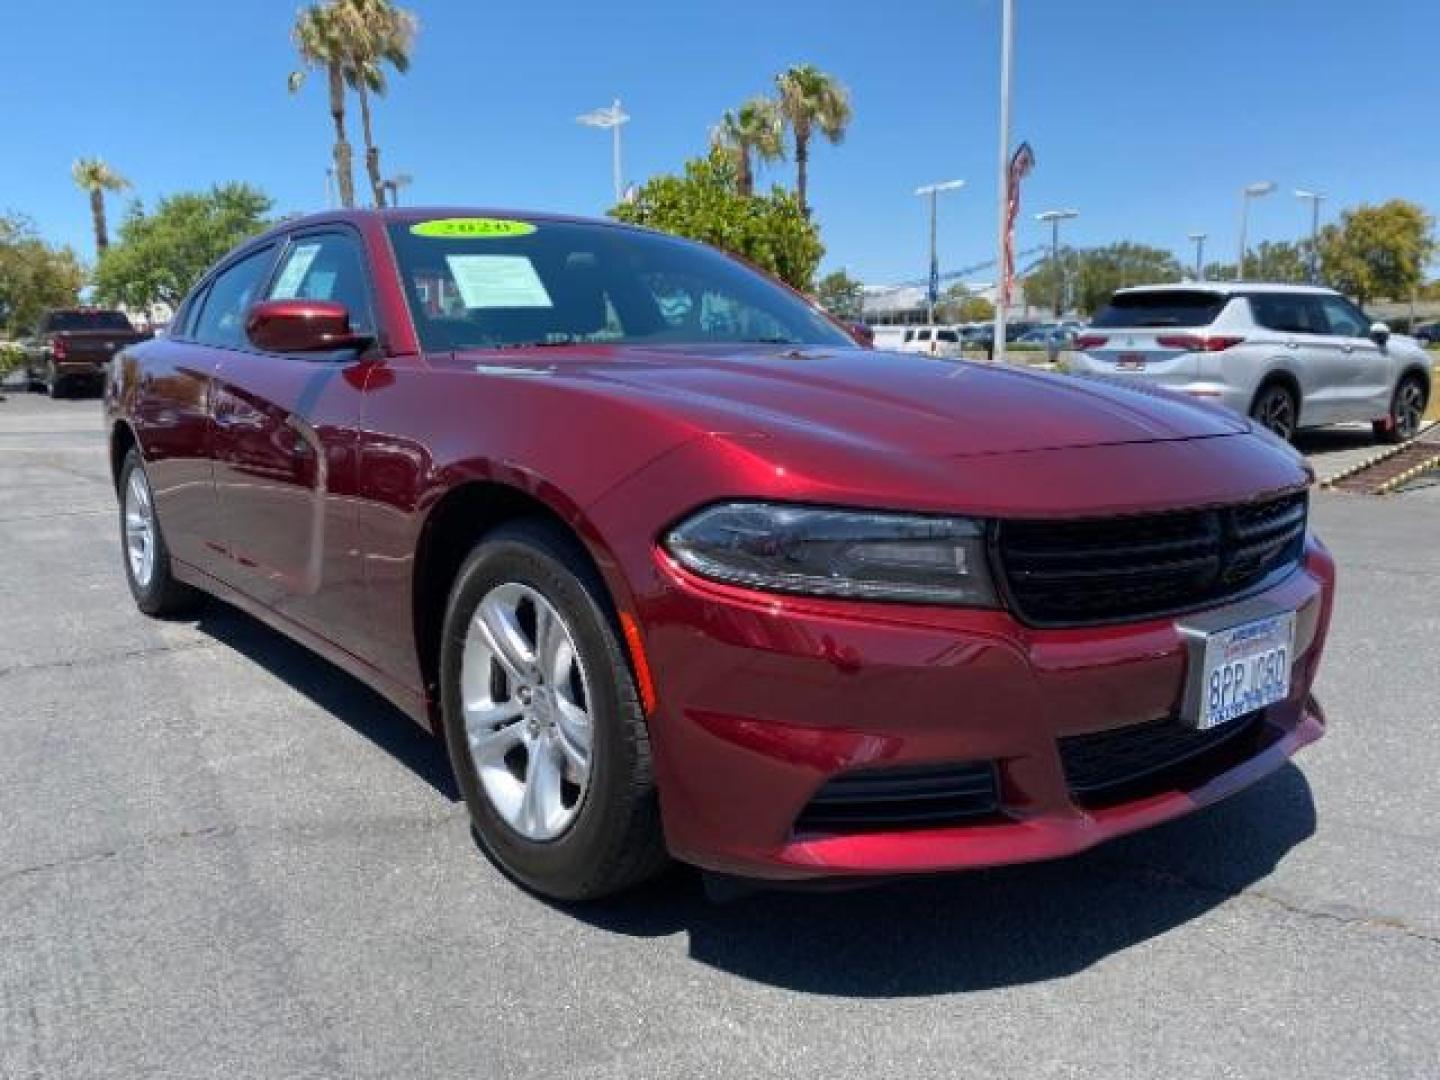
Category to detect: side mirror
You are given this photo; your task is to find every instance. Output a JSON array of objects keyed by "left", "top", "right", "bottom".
[
  {"left": 1369, "top": 321, "right": 1391, "bottom": 346},
  {"left": 246, "top": 299, "right": 373, "bottom": 353}
]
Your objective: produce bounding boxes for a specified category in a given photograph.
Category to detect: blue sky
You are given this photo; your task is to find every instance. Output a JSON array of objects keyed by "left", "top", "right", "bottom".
[{"left": 4, "top": 0, "right": 1437, "bottom": 284}]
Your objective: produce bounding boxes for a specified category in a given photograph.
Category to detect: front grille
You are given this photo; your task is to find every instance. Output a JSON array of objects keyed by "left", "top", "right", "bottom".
[
  {"left": 1059, "top": 711, "right": 1272, "bottom": 806},
  {"left": 996, "top": 491, "right": 1307, "bottom": 626},
  {"left": 794, "top": 760, "right": 1001, "bottom": 834}
]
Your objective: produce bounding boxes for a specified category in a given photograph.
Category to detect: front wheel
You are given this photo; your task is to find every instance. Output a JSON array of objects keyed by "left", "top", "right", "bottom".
[
  {"left": 439, "top": 520, "right": 667, "bottom": 901},
  {"left": 1250, "top": 383, "right": 1298, "bottom": 442},
  {"left": 118, "top": 449, "right": 203, "bottom": 616},
  {"left": 1373, "top": 376, "right": 1428, "bottom": 444}
]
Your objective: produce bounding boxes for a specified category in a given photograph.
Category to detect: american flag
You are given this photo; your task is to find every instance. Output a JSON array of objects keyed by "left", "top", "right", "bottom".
[{"left": 1001, "top": 142, "right": 1036, "bottom": 308}]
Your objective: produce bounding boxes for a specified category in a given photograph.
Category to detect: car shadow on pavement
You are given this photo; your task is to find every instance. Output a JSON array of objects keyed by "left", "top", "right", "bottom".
[
  {"left": 571, "top": 765, "right": 1316, "bottom": 997},
  {"left": 191, "top": 603, "right": 460, "bottom": 802},
  {"left": 1293, "top": 428, "right": 1376, "bottom": 456}
]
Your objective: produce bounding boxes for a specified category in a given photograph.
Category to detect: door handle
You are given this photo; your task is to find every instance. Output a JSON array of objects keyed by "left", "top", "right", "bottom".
[
  {"left": 1285, "top": 339, "right": 1299, "bottom": 349},
  {"left": 1341, "top": 344, "right": 1355, "bottom": 353}
]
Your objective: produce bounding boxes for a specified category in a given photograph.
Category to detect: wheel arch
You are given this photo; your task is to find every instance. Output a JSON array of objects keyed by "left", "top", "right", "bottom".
[
  {"left": 1250, "top": 369, "right": 1303, "bottom": 424},
  {"left": 109, "top": 419, "right": 139, "bottom": 493},
  {"left": 410, "top": 478, "right": 635, "bottom": 728},
  {"left": 1397, "top": 363, "right": 1432, "bottom": 400}
]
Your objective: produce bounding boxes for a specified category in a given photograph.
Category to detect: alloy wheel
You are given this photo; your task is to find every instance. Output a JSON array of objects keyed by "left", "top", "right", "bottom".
[
  {"left": 1395, "top": 381, "right": 1425, "bottom": 440},
  {"left": 459, "top": 582, "right": 594, "bottom": 841},
  {"left": 124, "top": 469, "right": 157, "bottom": 589},
  {"left": 1256, "top": 389, "right": 1296, "bottom": 441}
]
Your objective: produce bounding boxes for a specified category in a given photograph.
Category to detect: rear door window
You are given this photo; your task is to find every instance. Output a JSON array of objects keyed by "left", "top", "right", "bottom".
[
  {"left": 1250, "top": 295, "right": 1327, "bottom": 334},
  {"left": 1091, "top": 291, "right": 1227, "bottom": 328}
]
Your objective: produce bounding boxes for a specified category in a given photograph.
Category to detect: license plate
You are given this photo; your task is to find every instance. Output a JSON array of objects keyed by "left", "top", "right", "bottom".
[
  {"left": 1116, "top": 353, "right": 1146, "bottom": 370},
  {"left": 1189, "top": 612, "right": 1295, "bottom": 730}
]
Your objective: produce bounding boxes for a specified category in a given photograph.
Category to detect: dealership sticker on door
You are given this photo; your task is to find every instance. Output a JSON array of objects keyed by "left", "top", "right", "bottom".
[{"left": 1191, "top": 611, "right": 1295, "bottom": 730}]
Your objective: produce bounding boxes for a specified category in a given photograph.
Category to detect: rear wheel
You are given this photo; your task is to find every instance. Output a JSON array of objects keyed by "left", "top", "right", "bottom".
[
  {"left": 1250, "top": 382, "right": 1298, "bottom": 442},
  {"left": 439, "top": 519, "right": 667, "bottom": 900},
  {"left": 1373, "top": 375, "right": 1427, "bottom": 444},
  {"left": 45, "top": 362, "right": 66, "bottom": 399},
  {"left": 118, "top": 449, "right": 203, "bottom": 616}
]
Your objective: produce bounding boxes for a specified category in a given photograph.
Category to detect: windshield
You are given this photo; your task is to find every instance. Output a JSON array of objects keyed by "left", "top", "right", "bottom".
[
  {"left": 1091, "top": 290, "right": 1227, "bottom": 329},
  {"left": 387, "top": 218, "right": 851, "bottom": 352},
  {"left": 44, "top": 310, "right": 134, "bottom": 332}
]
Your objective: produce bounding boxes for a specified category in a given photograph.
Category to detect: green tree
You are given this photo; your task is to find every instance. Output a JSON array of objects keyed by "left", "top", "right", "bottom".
[
  {"left": 1205, "top": 241, "right": 1310, "bottom": 284},
  {"left": 289, "top": 3, "right": 357, "bottom": 208},
  {"left": 935, "top": 283, "right": 995, "bottom": 322},
  {"left": 1021, "top": 248, "right": 1082, "bottom": 315},
  {"left": 94, "top": 184, "right": 275, "bottom": 312},
  {"left": 816, "top": 269, "right": 864, "bottom": 320},
  {"left": 610, "top": 150, "right": 824, "bottom": 292},
  {"left": 71, "top": 157, "right": 130, "bottom": 254},
  {"left": 1026, "top": 243, "right": 1182, "bottom": 316},
  {"left": 0, "top": 214, "right": 86, "bottom": 336},
  {"left": 710, "top": 96, "right": 785, "bottom": 198},
  {"left": 1319, "top": 200, "right": 1436, "bottom": 305},
  {"left": 774, "top": 64, "right": 852, "bottom": 217}
]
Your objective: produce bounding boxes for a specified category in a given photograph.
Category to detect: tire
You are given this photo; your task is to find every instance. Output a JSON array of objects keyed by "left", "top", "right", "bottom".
[
  {"left": 1373, "top": 375, "right": 1428, "bottom": 445},
  {"left": 118, "top": 448, "right": 203, "bottom": 616},
  {"left": 439, "top": 519, "right": 667, "bottom": 901},
  {"left": 45, "top": 363, "right": 66, "bottom": 399},
  {"left": 1250, "top": 382, "right": 1298, "bottom": 442}
]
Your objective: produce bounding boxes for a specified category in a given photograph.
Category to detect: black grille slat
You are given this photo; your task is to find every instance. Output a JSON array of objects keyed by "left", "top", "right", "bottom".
[
  {"left": 996, "top": 492, "right": 1307, "bottom": 626},
  {"left": 1059, "top": 712, "right": 1268, "bottom": 805},
  {"left": 795, "top": 761, "right": 1000, "bottom": 833}
]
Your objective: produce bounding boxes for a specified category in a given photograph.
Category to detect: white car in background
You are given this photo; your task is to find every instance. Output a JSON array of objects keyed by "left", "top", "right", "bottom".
[
  {"left": 1071, "top": 283, "right": 1432, "bottom": 443},
  {"left": 897, "top": 325, "right": 964, "bottom": 358}
]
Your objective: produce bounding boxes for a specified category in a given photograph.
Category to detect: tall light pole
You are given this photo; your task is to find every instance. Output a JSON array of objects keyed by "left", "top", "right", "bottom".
[
  {"left": 1035, "top": 208, "right": 1077, "bottom": 317},
  {"left": 1295, "top": 189, "right": 1326, "bottom": 284},
  {"left": 577, "top": 98, "right": 630, "bottom": 204},
  {"left": 993, "top": 0, "right": 1014, "bottom": 361},
  {"left": 916, "top": 179, "right": 965, "bottom": 324},
  {"left": 1188, "top": 232, "right": 1207, "bottom": 280},
  {"left": 1236, "top": 180, "right": 1276, "bottom": 282}
]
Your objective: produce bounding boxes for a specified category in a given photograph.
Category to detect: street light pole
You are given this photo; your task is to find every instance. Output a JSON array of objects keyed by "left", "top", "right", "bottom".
[
  {"left": 1295, "top": 189, "right": 1326, "bottom": 284},
  {"left": 1236, "top": 180, "right": 1276, "bottom": 282},
  {"left": 577, "top": 98, "right": 631, "bottom": 204},
  {"left": 1035, "top": 208, "right": 1077, "bottom": 317},
  {"left": 916, "top": 179, "right": 965, "bottom": 325},
  {"left": 993, "top": 0, "right": 1014, "bottom": 362},
  {"left": 1188, "top": 232, "right": 1207, "bottom": 280}
]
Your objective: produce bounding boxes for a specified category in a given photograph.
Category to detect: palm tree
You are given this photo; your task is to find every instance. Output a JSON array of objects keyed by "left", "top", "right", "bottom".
[
  {"left": 288, "top": 3, "right": 356, "bottom": 208},
  {"left": 71, "top": 158, "right": 129, "bottom": 253},
  {"left": 709, "top": 96, "right": 784, "bottom": 197},
  {"left": 334, "top": 0, "right": 417, "bottom": 208},
  {"left": 774, "top": 65, "right": 852, "bottom": 217}
]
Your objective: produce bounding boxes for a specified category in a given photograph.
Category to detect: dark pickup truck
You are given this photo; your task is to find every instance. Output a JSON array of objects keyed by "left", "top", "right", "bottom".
[{"left": 24, "top": 309, "right": 151, "bottom": 397}]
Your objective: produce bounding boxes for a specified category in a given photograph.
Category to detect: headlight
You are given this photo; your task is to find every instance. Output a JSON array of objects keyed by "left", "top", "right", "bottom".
[{"left": 664, "top": 502, "right": 998, "bottom": 606}]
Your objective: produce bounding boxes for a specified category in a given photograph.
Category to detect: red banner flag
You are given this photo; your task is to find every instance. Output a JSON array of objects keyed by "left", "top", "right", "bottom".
[{"left": 1001, "top": 141, "right": 1036, "bottom": 309}]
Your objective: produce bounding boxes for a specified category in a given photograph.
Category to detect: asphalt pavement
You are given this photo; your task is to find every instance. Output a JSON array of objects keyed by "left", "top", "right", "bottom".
[{"left": 1, "top": 391, "right": 1437, "bottom": 1079}]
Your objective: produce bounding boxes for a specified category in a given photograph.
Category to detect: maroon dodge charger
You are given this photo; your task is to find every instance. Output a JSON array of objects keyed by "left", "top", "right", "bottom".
[{"left": 106, "top": 210, "right": 1334, "bottom": 899}]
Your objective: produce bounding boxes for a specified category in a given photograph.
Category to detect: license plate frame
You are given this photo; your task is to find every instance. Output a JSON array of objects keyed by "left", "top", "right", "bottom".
[
  {"left": 1115, "top": 353, "right": 1147, "bottom": 370},
  {"left": 1177, "top": 605, "right": 1296, "bottom": 730}
]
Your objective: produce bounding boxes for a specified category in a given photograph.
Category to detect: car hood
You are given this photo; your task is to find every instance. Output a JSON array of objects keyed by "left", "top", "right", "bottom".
[{"left": 456, "top": 344, "right": 1248, "bottom": 458}]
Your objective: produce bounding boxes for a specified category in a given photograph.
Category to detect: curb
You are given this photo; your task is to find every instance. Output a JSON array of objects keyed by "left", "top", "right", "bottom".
[{"left": 1319, "top": 421, "right": 1438, "bottom": 490}]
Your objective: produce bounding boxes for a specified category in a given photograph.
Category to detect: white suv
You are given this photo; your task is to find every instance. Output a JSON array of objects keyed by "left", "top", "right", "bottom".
[{"left": 1071, "top": 284, "right": 1432, "bottom": 443}]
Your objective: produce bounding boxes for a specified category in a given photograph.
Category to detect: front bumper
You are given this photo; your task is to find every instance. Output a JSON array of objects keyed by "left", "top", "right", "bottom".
[{"left": 635, "top": 536, "right": 1335, "bottom": 881}]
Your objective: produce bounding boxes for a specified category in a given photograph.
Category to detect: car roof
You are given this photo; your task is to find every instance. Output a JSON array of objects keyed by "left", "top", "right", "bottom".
[
  {"left": 1114, "top": 282, "right": 1340, "bottom": 297},
  {"left": 256, "top": 206, "right": 638, "bottom": 242}
]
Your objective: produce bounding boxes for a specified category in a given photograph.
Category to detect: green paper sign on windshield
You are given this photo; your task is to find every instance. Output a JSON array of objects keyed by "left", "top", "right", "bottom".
[{"left": 410, "top": 218, "right": 536, "bottom": 239}]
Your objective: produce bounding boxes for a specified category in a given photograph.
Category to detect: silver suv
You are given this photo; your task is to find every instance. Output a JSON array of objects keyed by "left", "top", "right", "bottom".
[{"left": 1072, "top": 284, "right": 1432, "bottom": 443}]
